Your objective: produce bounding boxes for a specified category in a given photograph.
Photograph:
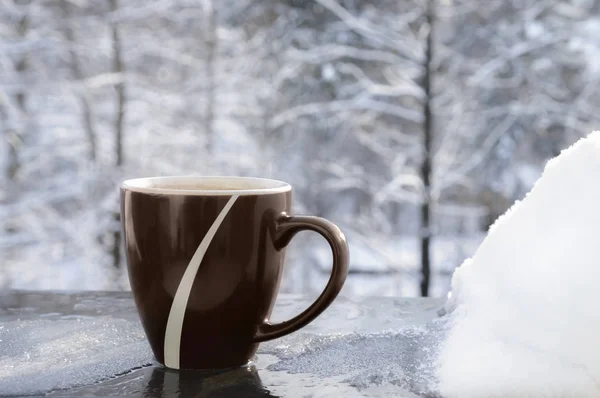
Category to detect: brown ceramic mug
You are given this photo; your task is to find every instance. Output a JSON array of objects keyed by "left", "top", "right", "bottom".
[{"left": 120, "top": 176, "right": 349, "bottom": 370}]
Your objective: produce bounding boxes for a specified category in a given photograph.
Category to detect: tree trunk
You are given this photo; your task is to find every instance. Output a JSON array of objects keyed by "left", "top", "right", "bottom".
[
  {"left": 5, "top": 126, "right": 21, "bottom": 182},
  {"left": 60, "top": 0, "right": 97, "bottom": 162},
  {"left": 111, "top": 0, "right": 125, "bottom": 167},
  {"left": 15, "top": 15, "right": 28, "bottom": 112},
  {"left": 420, "top": 0, "right": 434, "bottom": 297},
  {"left": 110, "top": 0, "right": 125, "bottom": 270},
  {"left": 6, "top": 13, "right": 30, "bottom": 181},
  {"left": 2, "top": 9, "right": 29, "bottom": 284},
  {"left": 204, "top": 0, "right": 217, "bottom": 154},
  {"left": 257, "top": 17, "right": 282, "bottom": 177}
]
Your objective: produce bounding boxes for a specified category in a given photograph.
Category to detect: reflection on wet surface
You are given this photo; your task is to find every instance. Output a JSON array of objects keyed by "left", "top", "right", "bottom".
[
  {"left": 46, "top": 364, "right": 276, "bottom": 397},
  {"left": 142, "top": 365, "right": 276, "bottom": 398}
]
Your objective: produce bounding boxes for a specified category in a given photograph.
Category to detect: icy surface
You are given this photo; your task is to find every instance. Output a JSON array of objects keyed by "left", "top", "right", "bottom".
[
  {"left": 438, "top": 131, "right": 600, "bottom": 397},
  {"left": 0, "top": 291, "right": 444, "bottom": 397},
  {"left": 263, "top": 323, "right": 443, "bottom": 397},
  {"left": 0, "top": 292, "right": 153, "bottom": 396},
  {"left": 0, "top": 317, "right": 153, "bottom": 396}
]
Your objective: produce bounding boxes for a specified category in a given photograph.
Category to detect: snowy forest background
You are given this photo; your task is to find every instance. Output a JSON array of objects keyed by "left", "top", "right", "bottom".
[{"left": 1, "top": 0, "right": 599, "bottom": 297}]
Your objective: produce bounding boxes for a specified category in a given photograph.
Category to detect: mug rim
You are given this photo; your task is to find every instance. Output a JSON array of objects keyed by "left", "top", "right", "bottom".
[{"left": 121, "top": 176, "right": 292, "bottom": 196}]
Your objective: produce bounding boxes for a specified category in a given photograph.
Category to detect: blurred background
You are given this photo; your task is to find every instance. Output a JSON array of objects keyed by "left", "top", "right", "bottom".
[{"left": 1, "top": 0, "right": 598, "bottom": 297}]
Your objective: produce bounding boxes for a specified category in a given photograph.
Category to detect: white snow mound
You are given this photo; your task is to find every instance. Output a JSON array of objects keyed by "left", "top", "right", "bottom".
[{"left": 438, "top": 131, "right": 600, "bottom": 397}]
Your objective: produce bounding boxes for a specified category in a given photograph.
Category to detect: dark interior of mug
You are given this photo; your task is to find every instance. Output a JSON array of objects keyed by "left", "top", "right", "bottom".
[{"left": 121, "top": 176, "right": 291, "bottom": 195}]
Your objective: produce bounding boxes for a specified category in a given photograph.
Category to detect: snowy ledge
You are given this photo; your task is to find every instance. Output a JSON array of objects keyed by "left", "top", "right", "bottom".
[{"left": 0, "top": 290, "right": 443, "bottom": 397}]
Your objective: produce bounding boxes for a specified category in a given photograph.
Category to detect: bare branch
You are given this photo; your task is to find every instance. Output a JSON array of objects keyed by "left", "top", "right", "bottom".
[
  {"left": 336, "top": 62, "right": 425, "bottom": 100},
  {"left": 287, "top": 45, "right": 419, "bottom": 67},
  {"left": 269, "top": 97, "right": 423, "bottom": 130},
  {"left": 435, "top": 113, "right": 518, "bottom": 197},
  {"left": 315, "top": 0, "right": 423, "bottom": 63}
]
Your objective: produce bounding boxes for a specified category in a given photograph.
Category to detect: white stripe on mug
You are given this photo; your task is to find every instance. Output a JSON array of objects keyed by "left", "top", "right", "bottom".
[{"left": 163, "top": 195, "right": 239, "bottom": 369}]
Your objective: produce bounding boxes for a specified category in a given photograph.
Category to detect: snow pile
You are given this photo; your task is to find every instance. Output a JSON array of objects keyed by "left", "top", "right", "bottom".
[{"left": 437, "top": 131, "right": 600, "bottom": 397}]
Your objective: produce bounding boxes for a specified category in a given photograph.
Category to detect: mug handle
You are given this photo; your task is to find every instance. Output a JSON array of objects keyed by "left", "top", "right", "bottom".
[{"left": 253, "top": 212, "right": 349, "bottom": 343}]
